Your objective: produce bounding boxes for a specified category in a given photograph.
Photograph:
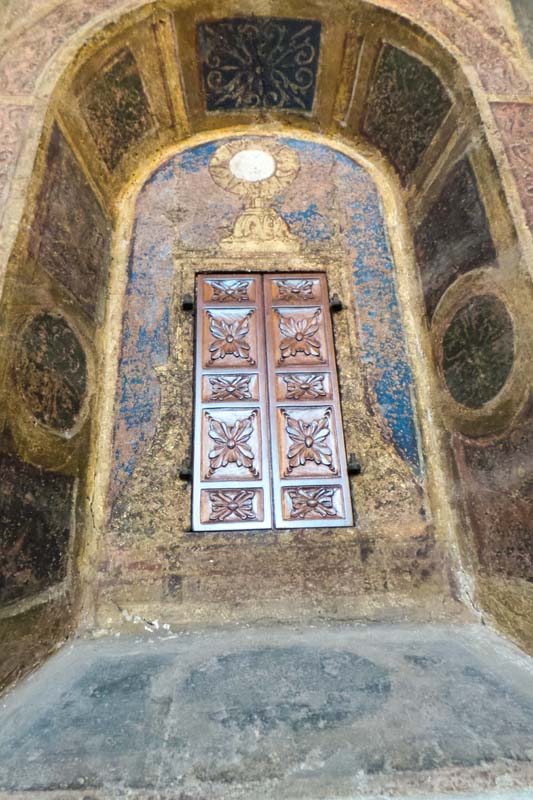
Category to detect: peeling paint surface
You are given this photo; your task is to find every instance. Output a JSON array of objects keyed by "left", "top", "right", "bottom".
[{"left": 110, "top": 137, "right": 422, "bottom": 506}]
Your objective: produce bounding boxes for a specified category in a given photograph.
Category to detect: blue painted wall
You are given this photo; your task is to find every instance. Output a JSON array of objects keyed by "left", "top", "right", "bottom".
[{"left": 110, "top": 137, "right": 422, "bottom": 507}]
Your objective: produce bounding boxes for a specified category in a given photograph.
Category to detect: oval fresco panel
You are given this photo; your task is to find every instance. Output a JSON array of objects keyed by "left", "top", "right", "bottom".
[
  {"left": 15, "top": 312, "right": 88, "bottom": 432},
  {"left": 442, "top": 295, "right": 514, "bottom": 409}
]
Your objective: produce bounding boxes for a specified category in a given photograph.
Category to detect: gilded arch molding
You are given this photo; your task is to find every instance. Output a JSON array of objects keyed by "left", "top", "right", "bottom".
[
  {"left": 1, "top": 0, "right": 533, "bottom": 293},
  {"left": 92, "top": 128, "right": 461, "bottom": 626},
  {"left": 1, "top": 0, "right": 533, "bottom": 682}
]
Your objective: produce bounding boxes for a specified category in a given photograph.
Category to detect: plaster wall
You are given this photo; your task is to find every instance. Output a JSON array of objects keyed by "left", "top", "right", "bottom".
[
  {"left": 1, "top": 0, "right": 533, "bottom": 689},
  {"left": 98, "top": 135, "right": 446, "bottom": 627}
]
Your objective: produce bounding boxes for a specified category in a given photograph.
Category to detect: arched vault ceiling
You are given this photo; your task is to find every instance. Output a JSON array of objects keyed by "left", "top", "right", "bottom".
[
  {"left": 1, "top": 0, "right": 533, "bottom": 290},
  {"left": 0, "top": 0, "right": 530, "bottom": 97},
  {"left": 2, "top": 0, "right": 533, "bottom": 682}
]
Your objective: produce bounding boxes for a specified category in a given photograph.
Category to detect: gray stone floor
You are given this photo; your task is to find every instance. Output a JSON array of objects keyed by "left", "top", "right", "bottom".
[{"left": 1, "top": 622, "right": 533, "bottom": 799}]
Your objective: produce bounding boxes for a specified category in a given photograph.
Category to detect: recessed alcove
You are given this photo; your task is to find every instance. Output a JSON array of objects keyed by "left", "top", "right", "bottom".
[
  {"left": 1, "top": 0, "right": 532, "bottom": 671},
  {"left": 1, "top": 3, "right": 533, "bottom": 793}
]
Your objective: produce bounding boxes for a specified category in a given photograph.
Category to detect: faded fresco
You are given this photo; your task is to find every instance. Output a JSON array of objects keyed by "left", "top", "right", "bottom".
[
  {"left": 440, "top": 295, "right": 514, "bottom": 410},
  {"left": 110, "top": 137, "right": 422, "bottom": 515},
  {"left": 0, "top": 454, "right": 73, "bottom": 604},
  {"left": 0, "top": 0, "right": 532, "bottom": 701},
  {"left": 80, "top": 48, "right": 154, "bottom": 171},
  {"left": 453, "top": 398, "right": 533, "bottom": 585},
  {"left": 415, "top": 158, "right": 497, "bottom": 320},
  {"left": 28, "top": 123, "right": 112, "bottom": 321},
  {"left": 14, "top": 312, "right": 88, "bottom": 432},
  {"left": 363, "top": 44, "right": 452, "bottom": 183}
]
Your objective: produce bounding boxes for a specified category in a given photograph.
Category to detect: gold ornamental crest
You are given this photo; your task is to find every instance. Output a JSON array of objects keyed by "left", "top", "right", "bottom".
[
  {"left": 208, "top": 139, "right": 300, "bottom": 204},
  {"left": 207, "top": 138, "right": 301, "bottom": 253}
]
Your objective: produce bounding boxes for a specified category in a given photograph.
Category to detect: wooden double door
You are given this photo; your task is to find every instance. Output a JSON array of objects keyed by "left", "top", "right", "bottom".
[{"left": 192, "top": 272, "right": 353, "bottom": 530}]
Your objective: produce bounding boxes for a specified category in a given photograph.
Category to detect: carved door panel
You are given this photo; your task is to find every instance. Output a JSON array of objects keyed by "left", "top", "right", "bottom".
[
  {"left": 193, "top": 273, "right": 353, "bottom": 530},
  {"left": 193, "top": 275, "right": 272, "bottom": 531},
  {"left": 264, "top": 274, "right": 353, "bottom": 528}
]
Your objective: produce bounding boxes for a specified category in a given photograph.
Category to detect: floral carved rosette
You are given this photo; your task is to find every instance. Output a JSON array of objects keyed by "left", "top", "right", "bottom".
[
  {"left": 275, "top": 279, "right": 316, "bottom": 302},
  {"left": 208, "top": 489, "right": 256, "bottom": 522},
  {"left": 206, "top": 411, "right": 259, "bottom": 478},
  {"left": 287, "top": 487, "right": 337, "bottom": 519},
  {"left": 283, "top": 409, "right": 335, "bottom": 474},
  {"left": 276, "top": 309, "right": 323, "bottom": 361},
  {"left": 283, "top": 374, "right": 326, "bottom": 400},
  {"left": 209, "top": 375, "right": 252, "bottom": 401},
  {"left": 207, "top": 310, "right": 255, "bottom": 365},
  {"left": 208, "top": 279, "right": 251, "bottom": 303}
]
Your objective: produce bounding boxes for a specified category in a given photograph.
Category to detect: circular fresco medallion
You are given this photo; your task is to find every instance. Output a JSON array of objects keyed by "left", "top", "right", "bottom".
[
  {"left": 441, "top": 295, "right": 514, "bottom": 409},
  {"left": 208, "top": 139, "right": 300, "bottom": 202},
  {"left": 229, "top": 149, "right": 276, "bottom": 182},
  {"left": 15, "top": 312, "right": 88, "bottom": 432}
]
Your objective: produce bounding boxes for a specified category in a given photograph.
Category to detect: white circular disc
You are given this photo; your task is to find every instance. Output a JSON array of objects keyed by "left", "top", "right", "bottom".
[{"left": 229, "top": 149, "right": 276, "bottom": 182}]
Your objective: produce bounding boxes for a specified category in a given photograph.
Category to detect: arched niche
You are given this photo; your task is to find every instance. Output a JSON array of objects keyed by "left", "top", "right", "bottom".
[
  {"left": 100, "top": 132, "right": 441, "bottom": 624},
  {"left": 1, "top": 0, "right": 533, "bottom": 690}
]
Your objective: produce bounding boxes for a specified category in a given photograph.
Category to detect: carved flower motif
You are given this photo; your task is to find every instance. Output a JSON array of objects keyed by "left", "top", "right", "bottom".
[
  {"left": 208, "top": 489, "right": 256, "bottom": 522},
  {"left": 284, "top": 410, "right": 334, "bottom": 472},
  {"left": 209, "top": 280, "right": 250, "bottom": 303},
  {"left": 276, "top": 279, "right": 315, "bottom": 301},
  {"left": 283, "top": 373, "right": 326, "bottom": 400},
  {"left": 209, "top": 375, "right": 252, "bottom": 401},
  {"left": 207, "top": 411, "right": 258, "bottom": 476},
  {"left": 277, "top": 309, "right": 322, "bottom": 359},
  {"left": 288, "top": 487, "right": 337, "bottom": 519},
  {"left": 208, "top": 311, "right": 254, "bottom": 363}
]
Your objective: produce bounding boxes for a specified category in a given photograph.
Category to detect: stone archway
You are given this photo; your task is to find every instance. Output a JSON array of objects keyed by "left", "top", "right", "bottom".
[
  {"left": 98, "top": 130, "right": 447, "bottom": 627},
  {"left": 1, "top": 0, "right": 533, "bottom": 690}
]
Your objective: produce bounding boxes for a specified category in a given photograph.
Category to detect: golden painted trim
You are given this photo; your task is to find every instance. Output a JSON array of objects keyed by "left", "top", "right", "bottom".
[
  {"left": 407, "top": 126, "right": 476, "bottom": 228},
  {"left": 127, "top": 22, "right": 175, "bottom": 131},
  {"left": 313, "top": 16, "right": 350, "bottom": 129},
  {"left": 332, "top": 29, "right": 362, "bottom": 125},
  {"left": 0, "top": 580, "right": 68, "bottom": 622},
  {"left": 406, "top": 106, "right": 460, "bottom": 201},
  {"left": 79, "top": 125, "right": 477, "bottom": 625},
  {"left": 53, "top": 108, "right": 113, "bottom": 217},
  {"left": 150, "top": 10, "right": 191, "bottom": 135},
  {"left": 476, "top": 574, "right": 533, "bottom": 656},
  {"left": 469, "top": 141, "right": 519, "bottom": 260},
  {"left": 473, "top": 88, "right": 533, "bottom": 281},
  {"left": 486, "top": 95, "right": 533, "bottom": 104},
  {"left": 77, "top": 181, "right": 137, "bottom": 629},
  {"left": 495, "top": 0, "right": 533, "bottom": 85},
  {"left": 343, "top": 31, "right": 381, "bottom": 133}
]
